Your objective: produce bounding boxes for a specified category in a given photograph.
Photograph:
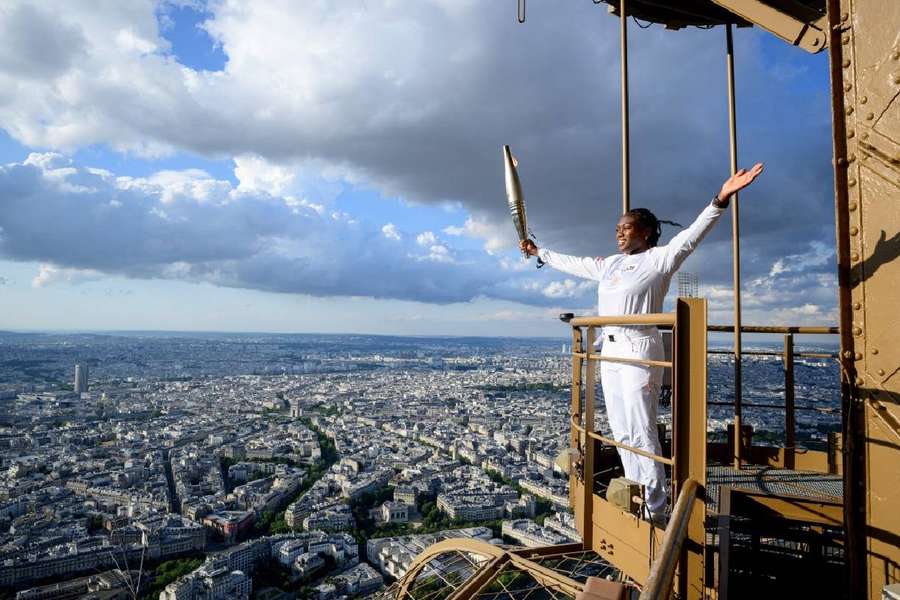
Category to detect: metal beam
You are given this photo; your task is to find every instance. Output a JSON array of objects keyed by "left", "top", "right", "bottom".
[
  {"left": 725, "top": 23, "right": 744, "bottom": 471},
  {"left": 710, "top": 0, "right": 827, "bottom": 53},
  {"left": 673, "top": 298, "right": 707, "bottom": 600},
  {"left": 619, "top": 0, "right": 630, "bottom": 213}
]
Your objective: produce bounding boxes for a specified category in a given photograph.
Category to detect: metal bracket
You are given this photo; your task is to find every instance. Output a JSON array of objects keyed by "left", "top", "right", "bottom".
[{"left": 709, "top": 0, "right": 827, "bottom": 53}]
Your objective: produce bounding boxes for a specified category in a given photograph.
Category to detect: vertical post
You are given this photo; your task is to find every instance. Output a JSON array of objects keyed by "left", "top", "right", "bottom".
[
  {"left": 619, "top": 0, "right": 630, "bottom": 213},
  {"left": 570, "top": 326, "right": 584, "bottom": 530},
  {"left": 783, "top": 333, "right": 796, "bottom": 469},
  {"left": 725, "top": 23, "right": 743, "bottom": 470},
  {"left": 583, "top": 326, "right": 597, "bottom": 548},
  {"left": 674, "top": 298, "right": 707, "bottom": 600}
]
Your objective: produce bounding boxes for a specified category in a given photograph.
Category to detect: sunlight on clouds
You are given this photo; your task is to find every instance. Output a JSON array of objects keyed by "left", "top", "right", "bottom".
[{"left": 381, "top": 223, "right": 401, "bottom": 241}]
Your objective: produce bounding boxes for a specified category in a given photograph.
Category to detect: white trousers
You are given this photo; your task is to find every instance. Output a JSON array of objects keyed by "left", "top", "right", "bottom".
[{"left": 599, "top": 331, "right": 667, "bottom": 516}]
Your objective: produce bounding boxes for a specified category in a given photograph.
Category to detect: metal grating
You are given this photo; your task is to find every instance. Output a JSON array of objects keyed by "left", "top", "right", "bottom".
[
  {"left": 523, "top": 550, "right": 621, "bottom": 584},
  {"left": 705, "top": 464, "right": 842, "bottom": 514},
  {"left": 475, "top": 562, "right": 575, "bottom": 600}
]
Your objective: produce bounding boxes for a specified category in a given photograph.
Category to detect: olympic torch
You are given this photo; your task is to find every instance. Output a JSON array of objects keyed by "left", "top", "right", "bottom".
[{"left": 503, "top": 145, "right": 543, "bottom": 267}]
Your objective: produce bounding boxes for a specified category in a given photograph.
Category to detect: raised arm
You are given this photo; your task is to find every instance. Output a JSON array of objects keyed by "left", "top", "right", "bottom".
[
  {"left": 652, "top": 203, "right": 725, "bottom": 275},
  {"left": 521, "top": 239, "right": 604, "bottom": 280},
  {"left": 653, "top": 162, "right": 764, "bottom": 275}
]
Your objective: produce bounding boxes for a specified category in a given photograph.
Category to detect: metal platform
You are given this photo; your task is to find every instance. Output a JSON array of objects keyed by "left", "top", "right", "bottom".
[{"left": 705, "top": 464, "right": 843, "bottom": 514}]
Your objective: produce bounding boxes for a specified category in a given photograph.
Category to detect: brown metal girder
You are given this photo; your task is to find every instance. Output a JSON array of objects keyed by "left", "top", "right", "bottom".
[
  {"left": 506, "top": 553, "right": 588, "bottom": 597},
  {"left": 510, "top": 543, "right": 587, "bottom": 559},
  {"left": 397, "top": 538, "right": 507, "bottom": 600},
  {"left": 709, "top": 0, "right": 827, "bottom": 53},
  {"left": 446, "top": 554, "right": 510, "bottom": 600},
  {"left": 673, "top": 298, "right": 708, "bottom": 600},
  {"left": 723, "top": 486, "right": 843, "bottom": 526}
]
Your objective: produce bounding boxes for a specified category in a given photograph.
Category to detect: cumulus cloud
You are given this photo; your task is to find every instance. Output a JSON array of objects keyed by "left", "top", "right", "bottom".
[
  {"left": 0, "top": 156, "right": 590, "bottom": 307},
  {"left": 32, "top": 263, "right": 103, "bottom": 287},
  {"left": 0, "top": 1, "right": 838, "bottom": 322},
  {"left": 0, "top": 1, "right": 835, "bottom": 287},
  {"left": 416, "top": 231, "right": 438, "bottom": 247},
  {"left": 381, "top": 223, "right": 401, "bottom": 241}
]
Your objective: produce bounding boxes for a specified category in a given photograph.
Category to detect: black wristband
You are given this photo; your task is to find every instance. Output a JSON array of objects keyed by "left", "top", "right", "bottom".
[{"left": 712, "top": 194, "right": 729, "bottom": 209}]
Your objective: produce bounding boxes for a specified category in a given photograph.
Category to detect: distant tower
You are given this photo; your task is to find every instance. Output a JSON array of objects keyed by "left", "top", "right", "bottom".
[
  {"left": 677, "top": 272, "right": 699, "bottom": 298},
  {"left": 74, "top": 364, "right": 89, "bottom": 394}
]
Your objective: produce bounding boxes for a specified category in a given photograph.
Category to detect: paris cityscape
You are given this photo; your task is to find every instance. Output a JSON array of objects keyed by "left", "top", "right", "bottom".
[{"left": 0, "top": 330, "right": 840, "bottom": 599}]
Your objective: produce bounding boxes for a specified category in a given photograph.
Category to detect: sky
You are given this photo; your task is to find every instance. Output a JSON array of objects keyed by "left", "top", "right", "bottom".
[{"left": 0, "top": 1, "right": 838, "bottom": 336}]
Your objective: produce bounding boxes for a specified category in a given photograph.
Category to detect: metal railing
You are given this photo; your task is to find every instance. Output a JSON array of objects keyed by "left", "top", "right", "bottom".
[
  {"left": 567, "top": 300, "right": 839, "bottom": 598},
  {"left": 706, "top": 325, "right": 839, "bottom": 467},
  {"left": 640, "top": 479, "right": 700, "bottom": 600},
  {"left": 568, "top": 299, "right": 708, "bottom": 599}
]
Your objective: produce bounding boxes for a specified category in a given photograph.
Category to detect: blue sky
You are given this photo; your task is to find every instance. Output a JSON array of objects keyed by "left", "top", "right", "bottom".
[{"left": 0, "top": 1, "right": 836, "bottom": 335}]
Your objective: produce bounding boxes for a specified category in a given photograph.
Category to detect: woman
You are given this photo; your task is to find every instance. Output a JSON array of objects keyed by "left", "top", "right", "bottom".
[{"left": 520, "top": 163, "right": 763, "bottom": 523}]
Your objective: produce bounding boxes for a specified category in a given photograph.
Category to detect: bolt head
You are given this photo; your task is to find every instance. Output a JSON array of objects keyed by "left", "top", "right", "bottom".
[
  {"left": 853, "top": 302, "right": 862, "bottom": 310},
  {"left": 878, "top": 369, "right": 885, "bottom": 376},
  {"left": 851, "top": 253, "right": 860, "bottom": 261},
  {"left": 850, "top": 226, "right": 859, "bottom": 236},
  {"left": 842, "top": 59, "right": 851, "bottom": 68},
  {"left": 866, "top": 112, "right": 875, "bottom": 120},
  {"left": 852, "top": 326, "right": 862, "bottom": 335},
  {"left": 855, "top": 377, "right": 864, "bottom": 386},
  {"left": 855, "top": 352, "right": 863, "bottom": 360},
  {"left": 849, "top": 202, "right": 857, "bottom": 211},
  {"left": 872, "top": 348, "right": 879, "bottom": 355}
]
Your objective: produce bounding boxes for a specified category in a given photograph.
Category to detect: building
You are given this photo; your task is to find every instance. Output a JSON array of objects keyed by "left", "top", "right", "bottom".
[
  {"left": 394, "top": 486, "right": 417, "bottom": 505},
  {"left": 202, "top": 511, "right": 254, "bottom": 543},
  {"left": 74, "top": 364, "right": 89, "bottom": 394},
  {"left": 366, "top": 527, "right": 493, "bottom": 579},
  {"left": 302, "top": 503, "right": 354, "bottom": 532},
  {"left": 501, "top": 519, "right": 570, "bottom": 548},
  {"left": 381, "top": 501, "right": 409, "bottom": 524}
]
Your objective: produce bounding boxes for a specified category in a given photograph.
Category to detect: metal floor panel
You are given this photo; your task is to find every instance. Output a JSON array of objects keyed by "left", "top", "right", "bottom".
[{"left": 705, "top": 464, "right": 843, "bottom": 514}]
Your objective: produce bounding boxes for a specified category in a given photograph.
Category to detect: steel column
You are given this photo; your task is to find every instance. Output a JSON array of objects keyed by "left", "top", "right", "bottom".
[
  {"left": 673, "top": 298, "right": 707, "bottom": 600},
  {"left": 583, "top": 326, "right": 597, "bottom": 548},
  {"left": 725, "top": 23, "right": 744, "bottom": 470},
  {"left": 783, "top": 333, "right": 796, "bottom": 469},
  {"left": 619, "top": 0, "right": 630, "bottom": 213}
]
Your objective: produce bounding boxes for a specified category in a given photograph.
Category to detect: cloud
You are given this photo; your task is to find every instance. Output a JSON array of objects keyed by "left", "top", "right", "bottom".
[
  {"left": 0, "top": 2, "right": 839, "bottom": 323},
  {"left": 416, "top": 231, "right": 437, "bottom": 247},
  {"left": 0, "top": 156, "right": 588, "bottom": 306},
  {"left": 0, "top": 1, "right": 835, "bottom": 291},
  {"left": 701, "top": 240, "right": 837, "bottom": 325},
  {"left": 32, "top": 263, "right": 104, "bottom": 288},
  {"left": 381, "top": 223, "right": 401, "bottom": 241}
]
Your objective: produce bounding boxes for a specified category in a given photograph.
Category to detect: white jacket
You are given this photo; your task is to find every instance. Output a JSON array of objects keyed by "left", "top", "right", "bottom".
[{"left": 537, "top": 202, "right": 724, "bottom": 333}]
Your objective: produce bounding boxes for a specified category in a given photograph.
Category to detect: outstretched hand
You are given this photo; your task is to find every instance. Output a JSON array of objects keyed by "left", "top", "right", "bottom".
[
  {"left": 719, "top": 162, "right": 764, "bottom": 202},
  {"left": 520, "top": 239, "right": 539, "bottom": 257}
]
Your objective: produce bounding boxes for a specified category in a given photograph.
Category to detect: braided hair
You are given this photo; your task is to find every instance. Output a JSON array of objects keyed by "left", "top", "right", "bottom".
[{"left": 625, "top": 208, "right": 683, "bottom": 248}]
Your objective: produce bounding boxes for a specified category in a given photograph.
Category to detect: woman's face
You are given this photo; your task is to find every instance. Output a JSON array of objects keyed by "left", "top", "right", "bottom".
[{"left": 615, "top": 214, "right": 650, "bottom": 255}]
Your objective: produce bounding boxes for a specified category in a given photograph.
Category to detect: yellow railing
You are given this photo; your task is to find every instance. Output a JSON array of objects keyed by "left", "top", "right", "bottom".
[{"left": 568, "top": 299, "right": 708, "bottom": 598}]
